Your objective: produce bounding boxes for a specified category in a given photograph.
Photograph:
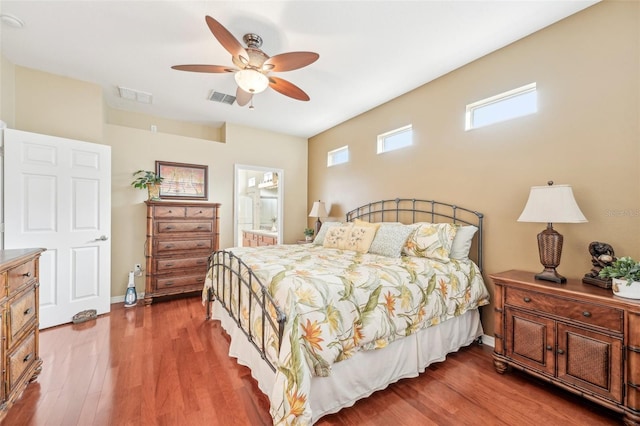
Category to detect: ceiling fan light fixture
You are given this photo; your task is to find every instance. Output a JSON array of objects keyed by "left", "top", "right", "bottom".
[{"left": 235, "top": 69, "right": 269, "bottom": 94}]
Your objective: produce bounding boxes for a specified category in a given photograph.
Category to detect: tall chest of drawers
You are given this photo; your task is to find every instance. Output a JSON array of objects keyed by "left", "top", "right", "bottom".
[
  {"left": 491, "top": 270, "right": 640, "bottom": 425},
  {"left": 144, "top": 201, "right": 220, "bottom": 304},
  {"left": 0, "top": 248, "right": 45, "bottom": 422}
]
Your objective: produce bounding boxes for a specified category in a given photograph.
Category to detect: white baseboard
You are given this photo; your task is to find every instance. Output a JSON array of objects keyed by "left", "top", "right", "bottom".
[{"left": 481, "top": 334, "right": 495, "bottom": 347}]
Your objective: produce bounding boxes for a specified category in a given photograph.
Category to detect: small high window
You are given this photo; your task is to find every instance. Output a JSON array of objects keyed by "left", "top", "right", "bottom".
[
  {"left": 327, "top": 146, "right": 349, "bottom": 167},
  {"left": 465, "top": 83, "right": 537, "bottom": 130},
  {"left": 377, "top": 125, "right": 412, "bottom": 154}
]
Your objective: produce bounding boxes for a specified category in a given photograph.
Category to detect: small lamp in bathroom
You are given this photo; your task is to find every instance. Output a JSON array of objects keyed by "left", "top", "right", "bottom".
[{"left": 124, "top": 271, "right": 137, "bottom": 308}]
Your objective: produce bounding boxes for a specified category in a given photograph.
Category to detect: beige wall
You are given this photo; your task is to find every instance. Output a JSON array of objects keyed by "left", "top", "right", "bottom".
[
  {"left": 3, "top": 64, "right": 308, "bottom": 298},
  {"left": 308, "top": 1, "right": 640, "bottom": 335}
]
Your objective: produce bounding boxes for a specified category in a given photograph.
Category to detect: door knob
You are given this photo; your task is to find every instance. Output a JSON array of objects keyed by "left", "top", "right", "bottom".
[{"left": 94, "top": 235, "right": 109, "bottom": 241}]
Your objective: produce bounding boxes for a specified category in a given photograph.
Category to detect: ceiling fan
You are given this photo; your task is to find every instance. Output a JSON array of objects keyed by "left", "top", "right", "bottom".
[{"left": 172, "top": 16, "right": 319, "bottom": 107}]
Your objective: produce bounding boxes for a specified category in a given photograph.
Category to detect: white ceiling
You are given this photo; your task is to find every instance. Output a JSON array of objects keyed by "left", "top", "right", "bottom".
[{"left": 0, "top": 1, "right": 598, "bottom": 138}]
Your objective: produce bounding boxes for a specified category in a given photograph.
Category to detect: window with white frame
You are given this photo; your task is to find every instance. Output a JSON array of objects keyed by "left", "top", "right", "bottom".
[
  {"left": 465, "top": 82, "right": 537, "bottom": 130},
  {"left": 377, "top": 125, "right": 413, "bottom": 154},
  {"left": 327, "top": 145, "right": 349, "bottom": 167}
]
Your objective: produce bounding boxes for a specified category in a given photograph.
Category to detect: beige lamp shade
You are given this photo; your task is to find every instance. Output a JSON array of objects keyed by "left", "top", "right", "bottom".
[
  {"left": 308, "top": 201, "right": 328, "bottom": 218},
  {"left": 309, "top": 201, "right": 328, "bottom": 236},
  {"left": 517, "top": 184, "right": 587, "bottom": 224}
]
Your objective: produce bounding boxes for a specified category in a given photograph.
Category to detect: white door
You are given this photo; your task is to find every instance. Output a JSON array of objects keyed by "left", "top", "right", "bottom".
[{"left": 3, "top": 129, "right": 111, "bottom": 329}]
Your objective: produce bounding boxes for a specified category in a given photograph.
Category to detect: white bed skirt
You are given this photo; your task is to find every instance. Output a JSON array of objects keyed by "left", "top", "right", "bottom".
[{"left": 210, "top": 300, "right": 483, "bottom": 423}]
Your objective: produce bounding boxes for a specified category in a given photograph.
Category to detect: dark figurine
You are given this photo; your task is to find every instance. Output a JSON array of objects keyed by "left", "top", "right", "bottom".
[{"left": 583, "top": 241, "right": 616, "bottom": 288}]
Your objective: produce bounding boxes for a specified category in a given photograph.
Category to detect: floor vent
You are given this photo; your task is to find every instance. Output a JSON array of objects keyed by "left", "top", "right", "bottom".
[{"left": 209, "top": 91, "right": 236, "bottom": 105}]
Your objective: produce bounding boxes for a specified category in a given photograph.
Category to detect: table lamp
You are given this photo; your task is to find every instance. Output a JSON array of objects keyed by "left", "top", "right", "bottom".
[
  {"left": 308, "top": 200, "right": 328, "bottom": 236},
  {"left": 517, "top": 181, "right": 587, "bottom": 283}
]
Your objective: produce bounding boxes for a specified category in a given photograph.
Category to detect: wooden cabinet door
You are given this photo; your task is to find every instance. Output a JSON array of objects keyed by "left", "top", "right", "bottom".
[
  {"left": 505, "top": 307, "right": 555, "bottom": 376},
  {"left": 556, "top": 323, "right": 623, "bottom": 403}
]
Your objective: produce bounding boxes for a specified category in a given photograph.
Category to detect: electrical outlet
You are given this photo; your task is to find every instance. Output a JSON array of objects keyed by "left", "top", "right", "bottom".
[{"left": 134, "top": 263, "right": 143, "bottom": 277}]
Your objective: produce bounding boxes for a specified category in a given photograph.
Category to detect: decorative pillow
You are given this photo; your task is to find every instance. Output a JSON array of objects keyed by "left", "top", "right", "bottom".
[
  {"left": 449, "top": 225, "right": 478, "bottom": 260},
  {"left": 368, "top": 223, "right": 416, "bottom": 258},
  {"left": 313, "top": 222, "right": 342, "bottom": 245},
  {"left": 322, "top": 224, "right": 354, "bottom": 249},
  {"left": 344, "top": 225, "right": 378, "bottom": 253},
  {"left": 402, "top": 222, "right": 457, "bottom": 261},
  {"left": 354, "top": 218, "right": 382, "bottom": 231}
]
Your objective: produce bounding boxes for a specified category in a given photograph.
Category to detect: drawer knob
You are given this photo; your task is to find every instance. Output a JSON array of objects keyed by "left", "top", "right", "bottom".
[
  {"left": 199, "top": 210, "right": 203, "bottom": 213},
  {"left": 168, "top": 210, "right": 172, "bottom": 213},
  {"left": 582, "top": 311, "right": 592, "bottom": 318},
  {"left": 165, "top": 263, "right": 174, "bottom": 267},
  {"left": 23, "top": 271, "right": 32, "bottom": 278},
  {"left": 23, "top": 353, "right": 33, "bottom": 363},
  {"left": 557, "top": 349, "right": 565, "bottom": 355},
  {"left": 23, "top": 307, "right": 33, "bottom": 316},
  {"left": 546, "top": 345, "right": 553, "bottom": 351},
  {"left": 165, "top": 281, "right": 174, "bottom": 286},
  {"left": 523, "top": 297, "right": 531, "bottom": 303},
  {"left": 165, "top": 244, "right": 174, "bottom": 249},
  {"left": 165, "top": 226, "right": 174, "bottom": 230}
]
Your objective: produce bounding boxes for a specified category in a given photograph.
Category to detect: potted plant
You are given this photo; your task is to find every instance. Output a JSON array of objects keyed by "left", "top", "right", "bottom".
[
  {"left": 599, "top": 256, "right": 640, "bottom": 300},
  {"left": 131, "top": 170, "right": 164, "bottom": 200},
  {"left": 303, "top": 227, "right": 314, "bottom": 242}
]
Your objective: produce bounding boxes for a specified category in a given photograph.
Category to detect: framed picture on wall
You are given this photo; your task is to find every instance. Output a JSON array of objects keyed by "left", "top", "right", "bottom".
[{"left": 156, "top": 161, "right": 208, "bottom": 200}]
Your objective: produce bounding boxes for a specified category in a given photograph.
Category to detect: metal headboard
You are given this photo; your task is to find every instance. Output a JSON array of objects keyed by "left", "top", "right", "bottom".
[{"left": 346, "top": 198, "right": 484, "bottom": 271}]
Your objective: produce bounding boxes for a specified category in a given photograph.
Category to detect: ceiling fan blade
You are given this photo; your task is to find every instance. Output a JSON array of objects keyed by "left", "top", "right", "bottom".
[
  {"left": 235, "top": 87, "right": 253, "bottom": 107},
  {"left": 268, "top": 77, "right": 310, "bottom": 101},
  {"left": 205, "top": 16, "right": 249, "bottom": 61},
  {"left": 171, "top": 64, "right": 236, "bottom": 73},
  {"left": 263, "top": 52, "right": 319, "bottom": 72}
]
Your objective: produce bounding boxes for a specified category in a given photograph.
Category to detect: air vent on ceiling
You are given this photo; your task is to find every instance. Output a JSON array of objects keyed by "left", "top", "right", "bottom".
[
  {"left": 209, "top": 91, "right": 236, "bottom": 105},
  {"left": 118, "top": 86, "right": 153, "bottom": 104}
]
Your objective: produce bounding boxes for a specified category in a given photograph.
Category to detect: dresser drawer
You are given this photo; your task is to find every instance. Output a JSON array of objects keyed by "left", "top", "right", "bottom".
[
  {"left": 7, "top": 331, "right": 36, "bottom": 391},
  {"left": 505, "top": 287, "right": 623, "bottom": 332},
  {"left": 154, "top": 206, "right": 186, "bottom": 218},
  {"left": 156, "top": 221, "right": 213, "bottom": 234},
  {"left": 156, "top": 239, "right": 213, "bottom": 253},
  {"left": 8, "top": 259, "right": 37, "bottom": 294},
  {"left": 157, "top": 256, "right": 209, "bottom": 272},
  {"left": 186, "top": 206, "right": 215, "bottom": 219},
  {"left": 9, "top": 289, "right": 37, "bottom": 343},
  {"left": 156, "top": 274, "right": 207, "bottom": 289}
]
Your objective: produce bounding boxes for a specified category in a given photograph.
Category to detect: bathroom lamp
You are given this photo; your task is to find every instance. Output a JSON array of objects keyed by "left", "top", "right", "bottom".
[
  {"left": 308, "top": 200, "right": 328, "bottom": 236},
  {"left": 517, "top": 181, "right": 587, "bottom": 283}
]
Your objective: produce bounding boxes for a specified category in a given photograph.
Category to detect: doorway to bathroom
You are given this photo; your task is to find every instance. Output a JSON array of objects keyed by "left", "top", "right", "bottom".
[{"left": 234, "top": 164, "right": 284, "bottom": 247}]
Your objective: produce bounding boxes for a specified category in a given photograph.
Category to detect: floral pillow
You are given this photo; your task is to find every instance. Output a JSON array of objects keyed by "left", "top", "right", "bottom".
[
  {"left": 402, "top": 222, "right": 458, "bottom": 261},
  {"left": 313, "top": 222, "right": 342, "bottom": 245},
  {"left": 322, "top": 224, "right": 354, "bottom": 249},
  {"left": 323, "top": 223, "right": 378, "bottom": 253}
]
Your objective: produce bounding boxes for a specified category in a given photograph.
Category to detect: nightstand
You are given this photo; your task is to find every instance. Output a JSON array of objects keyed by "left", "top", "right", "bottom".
[{"left": 490, "top": 270, "right": 640, "bottom": 425}]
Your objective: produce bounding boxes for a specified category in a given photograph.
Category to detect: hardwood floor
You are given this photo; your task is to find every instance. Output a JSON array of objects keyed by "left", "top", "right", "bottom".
[{"left": 3, "top": 297, "right": 621, "bottom": 425}]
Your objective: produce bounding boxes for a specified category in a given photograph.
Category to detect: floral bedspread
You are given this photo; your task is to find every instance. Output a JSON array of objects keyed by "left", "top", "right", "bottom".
[{"left": 203, "top": 244, "right": 489, "bottom": 425}]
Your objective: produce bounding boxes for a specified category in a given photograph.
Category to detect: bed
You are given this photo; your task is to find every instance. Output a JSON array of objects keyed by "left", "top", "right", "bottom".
[{"left": 203, "top": 198, "right": 490, "bottom": 425}]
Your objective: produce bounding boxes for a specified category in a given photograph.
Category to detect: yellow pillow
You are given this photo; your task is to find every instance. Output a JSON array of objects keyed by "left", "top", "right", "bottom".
[
  {"left": 345, "top": 225, "right": 378, "bottom": 253},
  {"left": 323, "top": 224, "right": 354, "bottom": 250},
  {"left": 354, "top": 218, "right": 382, "bottom": 231},
  {"left": 323, "top": 223, "right": 378, "bottom": 253}
]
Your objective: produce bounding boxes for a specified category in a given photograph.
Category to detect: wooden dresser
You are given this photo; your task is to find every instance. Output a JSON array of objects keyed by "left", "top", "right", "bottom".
[
  {"left": 491, "top": 270, "right": 640, "bottom": 425},
  {"left": 242, "top": 230, "right": 277, "bottom": 247},
  {"left": 144, "top": 201, "right": 220, "bottom": 305},
  {"left": 0, "top": 248, "right": 45, "bottom": 422}
]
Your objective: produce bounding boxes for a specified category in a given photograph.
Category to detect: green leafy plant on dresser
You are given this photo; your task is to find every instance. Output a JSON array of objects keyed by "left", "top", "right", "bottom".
[
  {"left": 131, "top": 170, "right": 164, "bottom": 200},
  {"left": 599, "top": 256, "right": 640, "bottom": 300}
]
